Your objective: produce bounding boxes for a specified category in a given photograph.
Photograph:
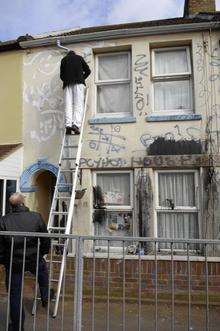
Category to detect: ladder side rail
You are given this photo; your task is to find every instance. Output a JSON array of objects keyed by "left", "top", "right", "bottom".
[
  {"left": 65, "top": 87, "right": 89, "bottom": 235},
  {"left": 52, "top": 88, "right": 89, "bottom": 317},
  {"left": 47, "top": 132, "right": 66, "bottom": 230}
]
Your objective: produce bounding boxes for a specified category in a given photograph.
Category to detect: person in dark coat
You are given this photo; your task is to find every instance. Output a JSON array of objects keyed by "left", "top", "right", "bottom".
[
  {"left": 0, "top": 193, "right": 50, "bottom": 331},
  {"left": 60, "top": 50, "right": 91, "bottom": 135}
]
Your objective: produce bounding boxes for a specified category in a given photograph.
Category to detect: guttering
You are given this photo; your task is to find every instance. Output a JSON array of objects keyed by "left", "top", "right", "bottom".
[{"left": 19, "top": 21, "right": 220, "bottom": 49}]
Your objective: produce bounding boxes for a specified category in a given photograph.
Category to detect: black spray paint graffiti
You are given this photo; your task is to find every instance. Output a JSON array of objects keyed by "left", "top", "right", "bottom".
[
  {"left": 88, "top": 125, "right": 126, "bottom": 154},
  {"left": 140, "top": 125, "right": 201, "bottom": 147},
  {"left": 134, "top": 54, "right": 149, "bottom": 116},
  {"left": 79, "top": 157, "right": 127, "bottom": 168},
  {"left": 196, "top": 41, "right": 220, "bottom": 153}
]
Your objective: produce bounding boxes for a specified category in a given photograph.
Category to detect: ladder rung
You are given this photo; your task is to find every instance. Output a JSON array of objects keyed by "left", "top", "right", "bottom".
[
  {"left": 55, "top": 196, "right": 71, "bottom": 199},
  {"left": 50, "top": 260, "right": 62, "bottom": 264},
  {"left": 61, "top": 157, "right": 76, "bottom": 161},
  {"left": 52, "top": 242, "right": 66, "bottom": 247},
  {"left": 46, "top": 260, "right": 62, "bottom": 263},
  {"left": 60, "top": 169, "right": 75, "bottom": 172},
  {"left": 51, "top": 279, "right": 59, "bottom": 282},
  {"left": 52, "top": 211, "right": 68, "bottom": 215},
  {"left": 64, "top": 145, "right": 78, "bottom": 148},
  {"left": 49, "top": 227, "right": 66, "bottom": 231}
]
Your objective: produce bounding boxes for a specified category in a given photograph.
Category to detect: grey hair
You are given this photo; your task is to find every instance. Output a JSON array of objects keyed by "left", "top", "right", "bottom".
[{"left": 9, "top": 192, "right": 25, "bottom": 206}]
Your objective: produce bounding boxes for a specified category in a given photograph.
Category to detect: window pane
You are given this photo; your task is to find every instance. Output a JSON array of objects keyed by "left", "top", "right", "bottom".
[
  {"left": 157, "top": 212, "right": 199, "bottom": 249},
  {"left": 0, "top": 179, "right": 3, "bottom": 216},
  {"left": 98, "top": 54, "right": 129, "bottom": 81},
  {"left": 95, "top": 211, "right": 133, "bottom": 247},
  {"left": 155, "top": 49, "right": 189, "bottom": 75},
  {"left": 5, "top": 180, "right": 17, "bottom": 214},
  {"left": 154, "top": 80, "right": 192, "bottom": 112},
  {"left": 97, "top": 83, "right": 130, "bottom": 114},
  {"left": 158, "top": 172, "right": 195, "bottom": 207},
  {"left": 97, "top": 173, "right": 130, "bottom": 206}
]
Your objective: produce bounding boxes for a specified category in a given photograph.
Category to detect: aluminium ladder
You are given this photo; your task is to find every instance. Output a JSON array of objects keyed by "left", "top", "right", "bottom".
[{"left": 38, "top": 88, "right": 89, "bottom": 318}]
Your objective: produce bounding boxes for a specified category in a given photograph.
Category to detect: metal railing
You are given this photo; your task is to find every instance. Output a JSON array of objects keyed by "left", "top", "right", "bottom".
[{"left": 0, "top": 231, "right": 220, "bottom": 331}]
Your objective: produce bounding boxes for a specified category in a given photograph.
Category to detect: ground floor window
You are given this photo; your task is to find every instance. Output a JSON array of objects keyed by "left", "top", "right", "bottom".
[
  {"left": 94, "top": 171, "right": 133, "bottom": 248},
  {"left": 0, "top": 178, "right": 18, "bottom": 216},
  {"left": 155, "top": 170, "right": 199, "bottom": 250}
]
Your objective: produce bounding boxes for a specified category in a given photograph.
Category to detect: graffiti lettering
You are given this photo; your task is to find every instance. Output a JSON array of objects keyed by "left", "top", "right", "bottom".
[
  {"left": 78, "top": 157, "right": 127, "bottom": 168},
  {"left": 131, "top": 155, "right": 210, "bottom": 168},
  {"left": 88, "top": 125, "right": 126, "bottom": 154},
  {"left": 140, "top": 125, "right": 202, "bottom": 148},
  {"left": 134, "top": 54, "right": 148, "bottom": 116}
]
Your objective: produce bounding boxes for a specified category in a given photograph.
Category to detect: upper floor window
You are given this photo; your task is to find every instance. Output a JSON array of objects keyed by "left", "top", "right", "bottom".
[
  {"left": 152, "top": 47, "right": 193, "bottom": 114},
  {"left": 95, "top": 52, "right": 131, "bottom": 116}
]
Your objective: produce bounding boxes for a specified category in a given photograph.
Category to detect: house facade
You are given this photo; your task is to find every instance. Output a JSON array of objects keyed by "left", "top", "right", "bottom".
[
  {"left": 0, "top": 43, "right": 23, "bottom": 217},
  {"left": 1, "top": 0, "right": 220, "bottom": 256}
]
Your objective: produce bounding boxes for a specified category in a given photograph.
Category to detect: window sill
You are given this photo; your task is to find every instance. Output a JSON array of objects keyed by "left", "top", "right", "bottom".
[
  {"left": 145, "top": 114, "right": 202, "bottom": 122},
  {"left": 82, "top": 253, "right": 220, "bottom": 261},
  {"left": 89, "top": 116, "right": 136, "bottom": 124}
]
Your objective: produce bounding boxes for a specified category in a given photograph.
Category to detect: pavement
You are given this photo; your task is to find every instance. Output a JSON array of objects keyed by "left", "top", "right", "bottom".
[{"left": 0, "top": 295, "right": 220, "bottom": 331}]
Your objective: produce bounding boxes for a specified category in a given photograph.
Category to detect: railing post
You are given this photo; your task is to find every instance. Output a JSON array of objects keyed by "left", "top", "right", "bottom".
[{"left": 73, "top": 237, "right": 84, "bottom": 331}]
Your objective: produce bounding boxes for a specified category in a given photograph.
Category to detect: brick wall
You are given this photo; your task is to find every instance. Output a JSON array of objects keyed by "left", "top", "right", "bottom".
[
  {"left": 184, "top": 0, "right": 216, "bottom": 16},
  {"left": 82, "top": 258, "right": 220, "bottom": 302},
  {"left": 1, "top": 259, "right": 220, "bottom": 303}
]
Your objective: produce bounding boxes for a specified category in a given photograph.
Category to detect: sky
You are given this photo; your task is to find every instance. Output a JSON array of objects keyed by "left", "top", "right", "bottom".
[{"left": 1, "top": 0, "right": 220, "bottom": 42}]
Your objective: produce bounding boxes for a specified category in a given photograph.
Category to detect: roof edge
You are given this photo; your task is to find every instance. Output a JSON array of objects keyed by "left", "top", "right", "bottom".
[{"left": 19, "top": 21, "right": 220, "bottom": 49}]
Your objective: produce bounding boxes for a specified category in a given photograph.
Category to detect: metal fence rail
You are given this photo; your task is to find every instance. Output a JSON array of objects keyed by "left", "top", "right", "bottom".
[{"left": 0, "top": 231, "right": 220, "bottom": 331}]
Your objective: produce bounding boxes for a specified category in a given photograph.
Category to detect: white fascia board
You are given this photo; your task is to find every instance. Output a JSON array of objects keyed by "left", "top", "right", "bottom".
[{"left": 19, "top": 22, "right": 220, "bottom": 49}]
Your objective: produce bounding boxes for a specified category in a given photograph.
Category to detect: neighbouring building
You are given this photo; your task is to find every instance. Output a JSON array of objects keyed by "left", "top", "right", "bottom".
[
  {"left": 0, "top": 40, "right": 23, "bottom": 216},
  {"left": 1, "top": 0, "right": 220, "bottom": 259}
]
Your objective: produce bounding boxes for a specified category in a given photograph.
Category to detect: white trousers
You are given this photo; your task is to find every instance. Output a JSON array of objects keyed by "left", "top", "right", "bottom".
[{"left": 64, "top": 84, "right": 85, "bottom": 128}]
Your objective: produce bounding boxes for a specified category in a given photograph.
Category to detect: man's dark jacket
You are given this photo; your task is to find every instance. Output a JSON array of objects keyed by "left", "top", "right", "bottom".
[
  {"left": 0, "top": 205, "right": 50, "bottom": 272},
  {"left": 60, "top": 51, "right": 91, "bottom": 89}
]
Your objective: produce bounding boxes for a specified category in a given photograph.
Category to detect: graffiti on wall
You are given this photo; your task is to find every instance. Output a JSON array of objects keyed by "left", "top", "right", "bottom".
[
  {"left": 24, "top": 50, "right": 65, "bottom": 143},
  {"left": 88, "top": 125, "right": 126, "bottom": 154},
  {"left": 24, "top": 48, "right": 93, "bottom": 143},
  {"left": 76, "top": 154, "right": 215, "bottom": 169},
  {"left": 139, "top": 124, "right": 202, "bottom": 148},
  {"left": 79, "top": 157, "right": 127, "bottom": 168},
  {"left": 134, "top": 54, "right": 149, "bottom": 116},
  {"left": 195, "top": 41, "right": 220, "bottom": 153}
]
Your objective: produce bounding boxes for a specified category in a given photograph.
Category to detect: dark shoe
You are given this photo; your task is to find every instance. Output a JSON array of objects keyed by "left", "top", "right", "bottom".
[
  {"left": 72, "top": 124, "right": 80, "bottom": 135},
  {"left": 66, "top": 127, "right": 72, "bottom": 135},
  {"left": 42, "top": 288, "right": 55, "bottom": 308}
]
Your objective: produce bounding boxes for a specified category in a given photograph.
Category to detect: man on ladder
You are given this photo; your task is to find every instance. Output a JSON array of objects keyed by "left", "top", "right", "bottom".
[{"left": 60, "top": 50, "right": 91, "bottom": 135}]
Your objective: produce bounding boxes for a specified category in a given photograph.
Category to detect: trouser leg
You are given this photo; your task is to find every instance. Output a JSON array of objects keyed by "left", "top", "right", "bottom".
[
  {"left": 72, "top": 84, "right": 85, "bottom": 128},
  {"left": 64, "top": 86, "right": 74, "bottom": 127},
  {"left": 37, "top": 259, "right": 49, "bottom": 301},
  {"left": 29, "top": 259, "right": 49, "bottom": 302},
  {"left": 6, "top": 270, "right": 25, "bottom": 331}
]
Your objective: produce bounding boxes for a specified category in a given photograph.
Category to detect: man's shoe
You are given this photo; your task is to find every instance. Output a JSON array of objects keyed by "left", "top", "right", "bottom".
[
  {"left": 72, "top": 124, "right": 80, "bottom": 135},
  {"left": 42, "top": 288, "right": 55, "bottom": 308},
  {"left": 66, "top": 127, "right": 72, "bottom": 135}
]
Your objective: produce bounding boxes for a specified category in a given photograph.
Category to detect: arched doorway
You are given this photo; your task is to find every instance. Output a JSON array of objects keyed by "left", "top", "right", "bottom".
[{"left": 35, "top": 170, "right": 56, "bottom": 223}]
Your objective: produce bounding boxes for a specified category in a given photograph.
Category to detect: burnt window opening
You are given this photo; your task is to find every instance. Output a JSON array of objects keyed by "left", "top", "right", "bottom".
[{"left": 148, "top": 137, "right": 203, "bottom": 155}]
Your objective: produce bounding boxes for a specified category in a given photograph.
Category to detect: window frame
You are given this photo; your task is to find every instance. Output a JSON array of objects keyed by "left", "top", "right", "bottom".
[
  {"left": 94, "top": 170, "right": 133, "bottom": 211},
  {"left": 0, "top": 177, "right": 19, "bottom": 216},
  {"left": 151, "top": 46, "right": 193, "bottom": 115},
  {"left": 154, "top": 169, "right": 199, "bottom": 239},
  {"left": 95, "top": 51, "right": 132, "bottom": 117}
]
